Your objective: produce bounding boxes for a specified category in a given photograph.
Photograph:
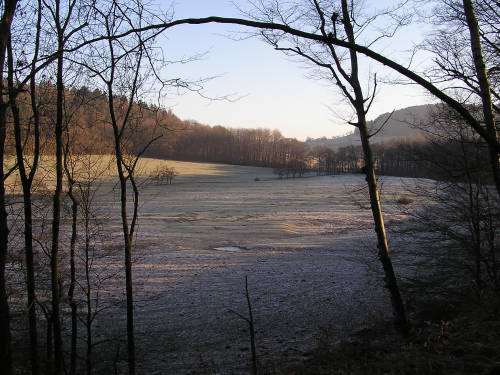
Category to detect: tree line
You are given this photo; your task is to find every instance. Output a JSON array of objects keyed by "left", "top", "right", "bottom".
[
  {"left": 311, "top": 128, "right": 492, "bottom": 182},
  {"left": 3, "top": 84, "right": 307, "bottom": 169},
  {"left": 5, "top": 83, "right": 491, "bottom": 183}
]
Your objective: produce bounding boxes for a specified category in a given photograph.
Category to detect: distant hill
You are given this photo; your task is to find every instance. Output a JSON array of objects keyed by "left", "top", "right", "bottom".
[
  {"left": 7, "top": 84, "right": 306, "bottom": 168},
  {"left": 306, "top": 104, "right": 433, "bottom": 149}
]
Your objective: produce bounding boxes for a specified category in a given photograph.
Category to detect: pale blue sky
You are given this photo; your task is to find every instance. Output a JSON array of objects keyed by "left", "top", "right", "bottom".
[{"left": 157, "top": 1, "right": 433, "bottom": 140}]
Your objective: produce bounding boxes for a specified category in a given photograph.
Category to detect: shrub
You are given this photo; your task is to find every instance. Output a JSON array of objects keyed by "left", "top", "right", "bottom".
[{"left": 151, "top": 162, "right": 178, "bottom": 184}]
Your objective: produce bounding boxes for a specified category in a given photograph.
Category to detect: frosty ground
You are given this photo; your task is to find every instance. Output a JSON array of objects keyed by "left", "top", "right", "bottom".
[
  {"left": 8, "top": 160, "right": 423, "bottom": 374},
  {"left": 71, "top": 160, "right": 420, "bottom": 374}
]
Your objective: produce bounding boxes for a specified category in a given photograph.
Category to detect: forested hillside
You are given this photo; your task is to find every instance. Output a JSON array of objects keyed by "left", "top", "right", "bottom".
[
  {"left": 7, "top": 86, "right": 491, "bottom": 182},
  {"left": 5, "top": 85, "right": 307, "bottom": 168}
]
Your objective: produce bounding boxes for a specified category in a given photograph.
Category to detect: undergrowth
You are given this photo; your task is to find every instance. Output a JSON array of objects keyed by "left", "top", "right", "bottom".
[{"left": 262, "top": 292, "right": 500, "bottom": 375}]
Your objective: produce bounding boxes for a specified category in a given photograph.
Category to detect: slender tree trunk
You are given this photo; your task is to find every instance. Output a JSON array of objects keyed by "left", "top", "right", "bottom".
[
  {"left": 51, "top": 10, "right": 65, "bottom": 372},
  {"left": 113, "top": 150, "right": 136, "bottom": 375},
  {"left": 124, "top": 217, "right": 135, "bottom": 375},
  {"left": 26, "top": 3, "right": 43, "bottom": 370},
  {"left": 358, "top": 118, "right": 410, "bottom": 335},
  {"left": 245, "top": 277, "right": 257, "bottom": 375},
  {"left": 86, "top": 299, "right": 91, "bottom": 375},
  {"left": 45, "top": 315, "right": 53, "bottom": 375},
  {"left": 341, "top": 0, "right": 409, "bottom": 335},
  {"left": 67, "top": 184, "right": 78, "bottom": 375},
  {"left": 84, "top": 204, "right": 92, "bottom": 375},
  {"left": 8, "top": 45, "right": 40, "bottom": 374},
  {"left": 7, "top": 3, "right": 43, "bottom": 371},
  {"left": 462, "top": 0, "right": 500, "bottom": 198},
  {"left": 0, "top": 155, "right": 12, "bottom": 375},
  {"left": 108, "top": 81, "right": 136, "bottom": 375},
  {"left": 0, "top": 150, "right": 12, "bottom": 375},
  {"left": 0, "top": 2, "right": 18, "bottom": 374}
]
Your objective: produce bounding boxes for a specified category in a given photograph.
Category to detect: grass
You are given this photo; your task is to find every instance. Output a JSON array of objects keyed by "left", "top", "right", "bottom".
[{"left": 4, "top": 155, "right": 275, "bottom": 194}]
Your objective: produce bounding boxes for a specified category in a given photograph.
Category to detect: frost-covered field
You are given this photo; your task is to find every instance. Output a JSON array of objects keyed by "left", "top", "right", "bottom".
[
  {"left": 10, "top": 159, "right": 423, "bottom": 374},
  {"left": 72, "top": 161, "right": 421, "bottom": 374}
]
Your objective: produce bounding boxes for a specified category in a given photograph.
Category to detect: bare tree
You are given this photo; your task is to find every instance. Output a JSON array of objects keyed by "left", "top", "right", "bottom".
[
  {"left": 245, "top": 0, "right": 411, "bottom": 334},
  {"left": 151, "top": 162, "right": 178, "bottom": 185},
  {"left": 64, "top": 151, "right": 79, "bottom": 375},
  {"left": 109, "top": 6, "right": 498, "bottom": 194},
  {"left": 421, "top": 0, "right": 500, "bottom": 195},
  {"left": 229, "top": 276, "right": 258, "bottom": 375},
  {"left": 80, "top": 3, "right": 165, "bottom": 373},
  {"left": 457, "top": 1, "right": 498, "bottom": 195},
  {"left": 5, "top": 2, "right": 43, "bottom": 372},
  {"left": 0, "top": 2, "right": 20, "bottom": 374},
  {"left": 35, "top": 1, "right": 92, "bottom": 371},
  {"left": 64, "top": 149, "right": 113, "bottom": 375},
  {"left": 394, "top": 104, "right": 499, "bottom": 299},
  {"left": 63, "top": 82, "right": 101, "bottom": 375}
]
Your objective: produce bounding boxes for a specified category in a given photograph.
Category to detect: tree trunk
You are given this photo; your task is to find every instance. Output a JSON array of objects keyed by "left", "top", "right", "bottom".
[
  {"left": 67, "top": 185, "right": 78, "bottom": 375},
  {"left": 462, "top": 0, "right": 500, "bottom": 198},
  {"left": 124, "top": 228, "right": 135, "bottom": 375},
  {"left": 358, "top": 119, "right": 410, "bottom": 335},
  {"left": 341, "top": 0, "right": 410, "bottom": 336},
  {"left": 0, "top": 105, "right": 12, "bottom": 375},
  {"left": 0, "top": 2, "right": 18, "bottom": 374},
  {"left": 8, "top": 50, "right": 39, "bottom": 374},
  {"left": 45, "top": 316, "right": 53, "bottom": 375},
  {"left": 85, "top": 207, "right": 92, "bottom": 375},
  {"left": 108, "top": 80, "right": 136, "bottom": 375},
  {"left": 245, "top": 277, "right": 257, "bottom": 375},
  {"left": 113, "top": 148, "right": 136, "bottom": 375},
  {"left": 50, "top": 15, "right": 65, "bottom": 373}
]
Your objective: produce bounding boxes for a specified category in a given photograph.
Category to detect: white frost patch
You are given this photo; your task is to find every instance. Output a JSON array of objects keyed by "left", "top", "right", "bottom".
[{"left": 213, "top": 246, "right": 245, "bottom": 252}]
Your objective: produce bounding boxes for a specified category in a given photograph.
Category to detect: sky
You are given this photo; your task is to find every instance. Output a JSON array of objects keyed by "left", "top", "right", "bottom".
[{"left": 154, "top": 0, "right": 434, "bottom": 141}]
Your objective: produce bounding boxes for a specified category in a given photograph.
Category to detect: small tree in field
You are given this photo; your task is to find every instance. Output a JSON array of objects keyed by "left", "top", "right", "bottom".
[{"left": 151, "top": 162, "right": 178, "bottom": 185}]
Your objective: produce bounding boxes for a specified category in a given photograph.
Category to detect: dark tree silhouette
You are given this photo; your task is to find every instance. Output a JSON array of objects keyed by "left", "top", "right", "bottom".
[{"left": 0, "top": 2, "right": 20, "bottom": 374}]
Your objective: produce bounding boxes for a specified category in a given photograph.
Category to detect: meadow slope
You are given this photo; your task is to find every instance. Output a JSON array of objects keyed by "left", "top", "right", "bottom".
[{"left": 8, "top": 159, "right": 420, "bottom": 374}]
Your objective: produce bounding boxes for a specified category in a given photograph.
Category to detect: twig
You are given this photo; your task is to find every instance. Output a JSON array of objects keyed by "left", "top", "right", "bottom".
[{"left": 228, "top": 275, "right": 258, "bottom": 375}]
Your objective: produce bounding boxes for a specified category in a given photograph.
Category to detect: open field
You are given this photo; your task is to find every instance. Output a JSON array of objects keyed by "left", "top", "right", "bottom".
[
  {"left": 4, "top": 156, "right": 281, "bottom": 192},
  {"left": 8, "top": 159, "right": 422, "bottom": 374}
]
